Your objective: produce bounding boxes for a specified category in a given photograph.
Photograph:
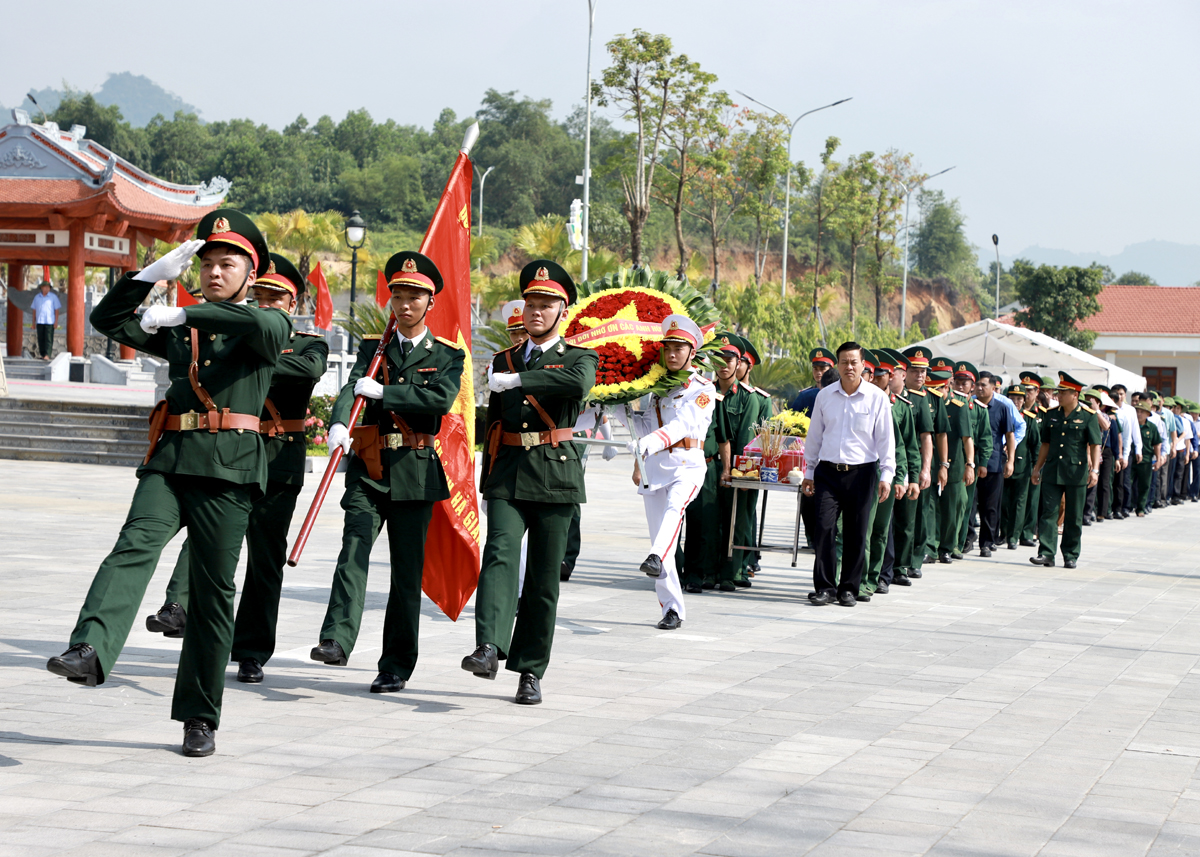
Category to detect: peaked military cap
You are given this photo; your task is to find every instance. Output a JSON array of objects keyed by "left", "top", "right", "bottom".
[
  {"left": 196, "top": 208, "right": 270, "bottom": 277},
  {"left": 953, "top": 360, "right": 978, "bottom": 381},
  {"left": 520, "top": 259, "right": 576, "bottom": 305},
  {"left": 872, "top": 349, "right": 895, "bottom": 373},
  {"left": 739, "top": 336, "right": 761, "bottom": 366},
  {"left": 1006, "top": 383, "right": 1024, "bottom": 396},
  {"left": 715, "top": 332, "right": 743, "bottom": 358},
  {"left": 861, "top": 350, "right": 876, "bottom": 374},
  {"left": 660, "top": 314, "right": 702, "bottom": 349},
  {"left": 882, "top": 348, "right": 908, "bottom": 371},
  {"left": 502, "top": 299, "right": 525, "bottom": 331},
  {"left": 809, "top": 347, "right": 835, "bottom": 366},
  {"left": 1019, "top": 371, "right": 1043, "bottom": 389},
  {"left": 385, "top": 251, "right": 443, "bottom": 294},
  {"left": 255, "top": 252, "right": 303, "bottom": 297},
  {"left": 902, "top": 346, "right": 931, "bottom": 368},
  {"left": 1057, "top": 371, "right": 1085, "bottom": 393}
]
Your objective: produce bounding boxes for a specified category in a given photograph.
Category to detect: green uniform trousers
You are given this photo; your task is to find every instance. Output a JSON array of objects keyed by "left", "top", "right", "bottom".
[
  {"left": 938, "top": 482, "right": 967, "bottom": 553},
  {"left": 1036, "top": 481, "right": 1086, "bottom": 563},
  {"left": 892, "top": 494, "right": 918, "bottom": 573},
  {"left": 677, "top": 457, "right": 723, "bottom": 586},
  {"left": 1023, "top": 481, "right": 1041, "bottom": 542},
  {"left": 915, "top": 486, "right": 938, "bottom": 567},
  {"left": 562, "top": 505, "right": 582, "bottom": 573},
  {"left": 862, "top": 493, "right": 895, "bottom": 593},
  {"left": 320, "top": 480, "right": 434, "bottom": 679},
  {"left": 162, "top": 481, "right": 301, "bottom": 666},
  {"left": 69, "top": 471, "right": 253, "bottom": 728},
  {"left": 958, "top": 482, "right": 976, "bottom": 551},
  {"left": 475, "top": 499, "right": 574, "bottom": 679},
  {"left": 719, "top": 486, "right": 756, "bottom": 583},
  {"left": 1133, "top": 463, "right": 1154, "bottom": 514},
  {"left": 1000, "top": 475, "right": 1029, "bottom": 545}
]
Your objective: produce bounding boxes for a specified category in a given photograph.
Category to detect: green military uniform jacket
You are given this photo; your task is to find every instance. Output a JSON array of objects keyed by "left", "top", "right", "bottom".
[
  {"left": 1139, "top": 420, "right": 1162, "bottom": 460},
  {"left": 1013, "top": 409, "right": 1041, "bottom": 477},
  {"left": 333, "top": 329, "right": 465, "bottom": 502},
  {"left": 263, "top": 332, "right": 329, "bottom": 486},
  {"left": 480, "top": 339, "right": 598, "bottom": 504},
  {"left": 704, "top": 389, "right": 732, "bottom": 457},
  {"left": 91, "top": 273, "right": 291, "bottom": 492},
  {"left": 892, "top": 394, "right": 922, "bottom": 485},
  {"left": 972, "top": 397, "right": 994, "bottom": 471},
  {"left": 1039, "top": 404, "right": 1102, "bottom": 486},
  {"left": 719, "top": 382, "right": 759, "bottom": 456},
  {"left": 944, "top": 390, "right": 974, "bottom": 483}
]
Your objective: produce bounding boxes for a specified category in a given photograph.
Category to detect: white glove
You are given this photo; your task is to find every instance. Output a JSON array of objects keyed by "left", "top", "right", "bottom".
[
  {"left": 134, "top": 238, "right": 205, "bottom": 283},
  {"left": 140, "top": 306, "right": 187, "bottom": 334},
  {"left": 489, "top": 372, "right": 522, "bottom": 393},
  {"left": 641, "top": 433, "right": 666, "bottom": 457},
  {"left": 603, "top": 444, "right": 618, "bottom": 461},
  {"left": 327, "top": 422, "right": 352, "bottom": 454},
  {"left": 354, "top": 377, "right": 384, "bottom": 400},
  {"left": 626, "top": 440, "right": 643, "bottom": 457}
]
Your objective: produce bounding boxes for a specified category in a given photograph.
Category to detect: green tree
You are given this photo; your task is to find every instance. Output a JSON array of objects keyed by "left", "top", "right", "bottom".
[
  {"left": 338, "top": 154, "right": 427, "bottom": 226},
  {"left": 867, "top": 150, "right": 912, "bottom": 326},
  {"left": 685, "top": 108, "right": 756, "bottom": 291},
  {"left": 736, "top": 112, "right": 791, "bottom": 287},
  {"left": 1013, "top": 261, "right": 1104, "bottom": 350},
  {"left": 803, "top": 137, "right": 845, "bottom": 316},
  {"left": 1114, "top": 270, "right": 1157, "bottom": 285},
  {"left": 912, "top": 189, "right": 975, "bottom": 280},
  {"left": 49, "top": 92, "right": 148, "bottom": 165},
  {"left": 827, "top": 152, "right": 879, "bottom": 329}
]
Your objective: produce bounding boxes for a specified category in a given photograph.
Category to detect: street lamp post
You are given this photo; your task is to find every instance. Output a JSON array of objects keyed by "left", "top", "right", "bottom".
[
  {"left": 477, "top": 166, "right": 495, "bottom": 241},
  {"left": 898, "top": 166, "right": 954, "bottom": 332},
  {"left": 992, "top": 233, "right": 1001, "bottom": 318},
  {"left": 344, "top": 209, "right": 367, "bottom": 350},
  {"left": 736, "top": 92, "right": 852, "bottom": 298},
  {"left": 581, "top": 0, "right": 597, "bottom": 283}
]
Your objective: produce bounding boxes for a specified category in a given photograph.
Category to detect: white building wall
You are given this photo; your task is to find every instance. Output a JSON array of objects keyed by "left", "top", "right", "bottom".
[{"left": 1091, "top": 334, "right": 1200, "bottom": 400}]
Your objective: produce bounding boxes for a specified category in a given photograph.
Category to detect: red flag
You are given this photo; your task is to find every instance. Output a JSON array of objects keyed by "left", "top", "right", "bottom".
[
  {"left": 375, "top": 270, "right": 390, "bottom": 307},
  {"left": 418, "top": 151, "right": 479, "bottom": 621},
  {"left": 308, "top": 262, "right": 333, "bottom": 330},
  {"left": 175, "top": 282, "right": 199, "bottom": 307}
]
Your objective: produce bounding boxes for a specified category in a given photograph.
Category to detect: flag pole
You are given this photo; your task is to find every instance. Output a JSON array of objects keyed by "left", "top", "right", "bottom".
[{"left": 288, "top": 123, "right": 479, "bottom": 567}]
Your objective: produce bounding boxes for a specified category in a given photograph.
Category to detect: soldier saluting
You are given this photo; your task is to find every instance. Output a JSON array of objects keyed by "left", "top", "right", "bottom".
[
  {"left": 314, "top": 252, "right": 465, "bottom": 694},
  {"left": 462, "top": 260, "right": 598, "bottom": 705},
  {"left": 47, "top": 210, "right": 290, "bottom": 757}
]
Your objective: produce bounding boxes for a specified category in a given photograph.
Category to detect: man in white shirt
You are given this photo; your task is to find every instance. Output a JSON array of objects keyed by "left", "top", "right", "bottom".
[
  {"left": 801, "top": 342, "right": 896, "bottom": 607},
  {"left": 30, "top": 280, "right": 61, "bottom": 360},
  {"left": 1171, "top": 399, "right": 1193, "bottom": 504}
]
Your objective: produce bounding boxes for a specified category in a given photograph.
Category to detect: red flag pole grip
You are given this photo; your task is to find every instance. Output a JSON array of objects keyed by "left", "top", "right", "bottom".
[{"left": 287, "top": 316, "right": 398, "bottom": 567}]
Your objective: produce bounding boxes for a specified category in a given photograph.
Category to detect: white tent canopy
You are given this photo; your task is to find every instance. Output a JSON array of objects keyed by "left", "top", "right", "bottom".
[{"left": 912, "top": 320, "right": 1146, "bottom": 392}]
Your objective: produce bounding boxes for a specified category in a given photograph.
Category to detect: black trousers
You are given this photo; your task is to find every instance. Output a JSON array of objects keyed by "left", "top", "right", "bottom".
[
  {"left": 879, "top": 516, "right": 896, "bottom": 586},
  {"left": 812, "top": 461, "right": 878, "bottom": 596},
  {"left": 1097, "top": 447, "right": 1114, "bottom": 517},
  {"left": 1120, "top": 451, "right": 1135, "bottom": 513},
  {"left": 36, "top": 323, "right": 54, "bottom": 358},
  {"left": 1174, "top": 451, "right": 1189, "bottom": 499},
  {"left": 977, "top": 470, "right": 1004, "bottom": 548}
]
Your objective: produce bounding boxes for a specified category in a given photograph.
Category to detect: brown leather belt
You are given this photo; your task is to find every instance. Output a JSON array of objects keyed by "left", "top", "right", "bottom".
[
  {"left": 379, "top": 431, "right": 436, "bottom": 450},
  {"left": 260, "top": 418, "right": 307, "bottom": 436},
  {"left": 667, "top": 437, "right": 702, "bottom": 451},
  {"left": 501, "top": 428, "right": 575, "bottom": 448},
  {"left": 164, "top": 410, "right": 263, "bottom": 433}
]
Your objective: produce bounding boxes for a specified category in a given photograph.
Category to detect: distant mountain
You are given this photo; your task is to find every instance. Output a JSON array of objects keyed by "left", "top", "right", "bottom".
[
  {"left": 982, "top": 240, "right": 1200, "bottom": 287},
  {"left": 15, "top": 73, "right": 201, "bottom": 127}
]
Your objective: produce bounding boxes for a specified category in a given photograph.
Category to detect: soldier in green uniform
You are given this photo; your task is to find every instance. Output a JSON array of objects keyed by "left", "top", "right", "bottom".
[
  {"left": 922, "top": 359, "right": 955, "bottom": 567},
  {"left": 312, "top": 252, "right": 464, "bottom": 694},
  {"left": 1001, "top": 384, "right": 1041, "bottom": 549},
  {"left": 895, "top": 347, "right": 935, "bottom": 582},
  {"left": 1131, "top": 401, "right": 1163, "bottom": 516},
  {"left": 734, "top": 335, "right": 772, "bottom": 585},
  {"left": 144, "top": 254, "right": 329, "bottom": 685},
  {"left": 1030, "top": 372, "right": 1102, "bottom": 568},
  {"left": 47, "top": 210, "right": 289, "bottom": 757},
  {"left": 1019, "top": 372, "right": 1047, "bottom": 545},
  {"left": 861, "top": 350, "right": 919, "bottom": 596},
  {"left": 462, "top": 260, "right": 598, "bottom": 705},
  {"left": 936, "top": 362, "right": 976, "bottom": 563},
  {"left": 954, "top": 362, "right": 992, "bottom": 557},
  {"left": 713, "top": 333, "right": 759, "bottom": 591}
]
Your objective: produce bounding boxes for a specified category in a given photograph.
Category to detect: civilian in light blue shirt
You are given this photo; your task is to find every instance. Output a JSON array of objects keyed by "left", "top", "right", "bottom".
[{"left": 30, "top": 281, "right": 61, "bottom": 360}]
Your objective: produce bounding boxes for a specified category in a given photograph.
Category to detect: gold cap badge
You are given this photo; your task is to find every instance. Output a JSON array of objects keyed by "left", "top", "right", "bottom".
[
  {"left": 401, "top": 258, "right": 418, "bottom": 273},
  {"left": 212, "top": 216, "right": 231, "bottom": 234},
  {"left": 265, "top": 260, "right": 276, "bottom": 275},
  {"left": 534, "top": 267, "right": 550, "bottom": 281}
]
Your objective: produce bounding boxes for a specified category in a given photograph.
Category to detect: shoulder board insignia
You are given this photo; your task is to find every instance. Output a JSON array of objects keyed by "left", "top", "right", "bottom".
[
  {"left": 1081, "top": 404, "right": 1096, "bottom": 414},
  {"left": 755, "top": 387, "right": 770, "bottom": 397},
  {"left": 930, "top": 389, "right": 945, "bottom": 399},
  {"left": 1024, "top": 409, "right": 1036, "bottom": 418},
  {"left": 294, "top": 330, "right": 323, "bottom": 337},
  {"left": 909, "top": 388, "right": 927, "bottom": 397},
  {"left": 434, "top": 335, "right": 463, "bottom": 350},
  {"left": 950, "top": 398, "right": 963, "bottom": 407},
  {"left": 897, "top": 393, "right": 912, "bottom": 405},
  {"left": 362, "top": 334, "right": 382, "bottom": 340}
]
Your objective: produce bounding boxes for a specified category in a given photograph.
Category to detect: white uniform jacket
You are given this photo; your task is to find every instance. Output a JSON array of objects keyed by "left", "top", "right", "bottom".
[{"left": 631, "top": 375, "right": 717, "bottom": 494}]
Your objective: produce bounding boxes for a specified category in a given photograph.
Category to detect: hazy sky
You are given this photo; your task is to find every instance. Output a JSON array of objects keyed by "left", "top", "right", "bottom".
[{"left": 4, "top": 0, "right": 1197, "bottom": 258}]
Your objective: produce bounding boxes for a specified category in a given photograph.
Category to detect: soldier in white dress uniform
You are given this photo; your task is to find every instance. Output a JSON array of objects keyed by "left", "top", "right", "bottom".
[{"left": 627, "top": 315, "right": 717, "bottom": 630}]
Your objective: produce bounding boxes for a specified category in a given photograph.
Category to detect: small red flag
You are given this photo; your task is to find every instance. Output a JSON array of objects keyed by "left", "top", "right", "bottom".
[
  {"left": 308, "top": 262, "right": 333, "bottom": 330},
  {"left": 375, "top": 269, "right": 390, "bottom": 307},
  {"left": 175, "top": 282, "right": 199, "bottom": 307}
]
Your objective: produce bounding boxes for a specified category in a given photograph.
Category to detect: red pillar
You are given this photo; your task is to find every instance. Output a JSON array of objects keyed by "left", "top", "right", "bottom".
[
  {"left": 67, "top": 222, "right": 86, "bottom": 356},
  {"left": 6, "top": 262, "right": 26, "bottom": 357},
  {"left": 119, "top": 267, "right": 135, "bottom": 360}
]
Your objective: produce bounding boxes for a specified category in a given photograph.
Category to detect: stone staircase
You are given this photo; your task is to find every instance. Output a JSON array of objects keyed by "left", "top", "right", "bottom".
[
  {"left": 3, "top": 357, "right": 51, "bottom": 381},
  {"left": 0, "top": 398, "right": 148, "bottom": 467}
]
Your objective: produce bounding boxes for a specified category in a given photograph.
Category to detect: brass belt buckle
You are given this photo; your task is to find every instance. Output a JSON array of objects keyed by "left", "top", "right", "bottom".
[
  {"left": 385, "top": 433, "right": 406, "bottom": 449},
  {"left": 520, "top": 431, "right": 541, "bottom": 448},
  {"left": 835, "top": 463, "right": 849, "bottom": 472},
  {"left": 178, "top": 411, "right": 200, "bottom": 431}
]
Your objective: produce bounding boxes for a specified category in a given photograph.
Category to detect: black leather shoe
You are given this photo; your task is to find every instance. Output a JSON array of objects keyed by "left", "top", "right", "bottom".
[
  {"left": 718, "top": 581, "right": 736, "bottom": 592},
  {"left": 923, "top": 554, "right": 936, "bottom": 564},
  {"left": 808, "top": 590, "right": 835, "bottom": 606},
  {"left": 964, "top": 540, "right": 976, "bottom": 553},
  {"left": 701, "top": 581, "right": 716, "bottom": 590},
  {"left": 462, "top": 644, "right": 499, "bottom": 680},
  {"left": 516, "top": 672, "right": 542, "bottom": 705},
  {"left": 182, "top": 718, "right": 215, "bottom": 757},
  {"left": 657, "top": 609, "right": 682, "bottom": 630},
  {"left": 560, "top": 561, "right": 572, "bottom": 582},
  {"left": 370, "top": 672, "right": 405, "bottom": 693},
  {"left": 908, "top": 568, "right": 923, "bottom": 579},
  {"left": 236, "top": 658, "right": 263, "bottom": 683},
  {"left": 1007, "top": 541, "right": 1017, "bottom": 550},
  {"left": 892, "top": 573, "right": 912, "bottom": 586},
  {"left": 1029, "top": 555, "right": 1055, "bottom": 567},
  {"left": 980, "top": 548, "right": 992, "bottom": 558},
  {"left": 310, "top": 639, "right": 347, "bottom": 666},
  {"left": 684, "top": 583, "right": 703, "bottom": 594},
  {"left": 1064, "top": 559, "right": 1077, "bottom": 569},
  {"left": 1082, "top": 518, "right": 1092, "bottom": 526},
  {"left": 876, "top": 582, "right": 890, "bottom": 594},
  {"left": 837, "top": 591, "right": 857, "bottom": 607},
  {"left": 145, "top": 603, "right": 186, "bottom": 638},
  {"left": 1019, "top": 538, "right": 1037, "bottom": 547},
  {"left": 951, "top": 550, "right": 964, "bottom": 560},
  {"left": 47, "top": 643, "right": 102, "bottom": 686},
  {"left": 734, "top": 579, "right": 751, "bottom": 588},
  {"left": 855, "top": 592, "right": 871, "bottom": 603},
  {"left": 640, "top": 553, "right": 664, "bottom": 578},
  {"left": 939, "top": 552, "right": 953, "bottom": 564}
]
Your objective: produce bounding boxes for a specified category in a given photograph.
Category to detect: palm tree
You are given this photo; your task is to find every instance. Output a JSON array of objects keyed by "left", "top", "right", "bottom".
[{"left": 255, "top": 210, "right": 344, "bottom": 311}]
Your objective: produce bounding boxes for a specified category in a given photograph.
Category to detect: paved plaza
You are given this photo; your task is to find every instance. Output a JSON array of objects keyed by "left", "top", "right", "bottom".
[{"left": 4, "top": 454, "right": 1200, "bottom": 856}]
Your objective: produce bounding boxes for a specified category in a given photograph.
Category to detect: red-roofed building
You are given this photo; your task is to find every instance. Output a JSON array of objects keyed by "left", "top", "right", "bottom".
[
  {"left": 1, "top": 110, "right": 229, "bottom": 357},
  {"left": 1084, "top": 284, "right": 1200, "bottom": 398}
]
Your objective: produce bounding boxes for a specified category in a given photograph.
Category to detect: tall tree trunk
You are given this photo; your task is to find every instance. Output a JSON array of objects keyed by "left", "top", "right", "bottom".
[
  {"left": 710, "top": 214, "right": 720, "bottom": 290},
  {"left": 848, "top": 241, "right": 859, "bottom": 328}
]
